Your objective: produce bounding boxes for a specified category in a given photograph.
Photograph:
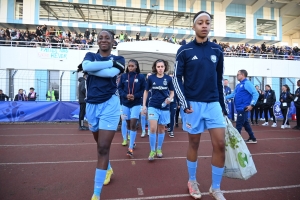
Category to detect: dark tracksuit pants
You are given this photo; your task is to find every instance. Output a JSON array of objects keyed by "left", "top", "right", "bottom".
[
  {"left": 79, "top": 103, "right": 86, "bottom": 127},
  {"left": 167, "top": 102, "right": 177, "bottom": 132},
  {"left": 175, "top": 106, "right": 180, "bottom": 125},
  {"left": 281, "top": 108, "right": 290, "bottom": 126},
  {"left": 250, "top": 105, "right": 262, "bottom": 124},
  {"left": 296, "top": 107, "right": 300, "bottom": 127},
  {"left": 264, "top": 106, "right": 276, "bottom": 123},
  {"left": 236, "top": 110, "right": 256, "bottom": 140}
]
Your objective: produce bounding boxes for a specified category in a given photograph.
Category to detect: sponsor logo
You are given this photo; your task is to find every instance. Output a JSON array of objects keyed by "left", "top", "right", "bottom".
[
  {"left": 186, "top": 123, "right": 192, "bottom": 129},
  {"left": 192, "top": 55, "right": 198, "bottom": 60},
  {"left": 134, "top": 79, "right": 138, "bottom": 82},
  {"left": 152, "top": 86, "right": 168, "bottom": 90}
]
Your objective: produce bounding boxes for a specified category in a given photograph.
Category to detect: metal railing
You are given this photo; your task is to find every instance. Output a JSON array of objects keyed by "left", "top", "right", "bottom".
[
  {"left": 0, "top": 40, "right": 299, "bottom": 60},
  {"left": 223, "top": 52, "right": 300, "bottom": 60}
]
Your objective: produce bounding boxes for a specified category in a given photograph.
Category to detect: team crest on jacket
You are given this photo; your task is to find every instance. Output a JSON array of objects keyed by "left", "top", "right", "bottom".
[
  {"left": 163, "top": 79, "right": 167, "bottom": 86},
  {"left": 211, "top": 55, "right": 217, "bottom": 63}
]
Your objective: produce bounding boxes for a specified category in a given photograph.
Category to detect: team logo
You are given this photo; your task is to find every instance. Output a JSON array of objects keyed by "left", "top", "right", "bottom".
[
  {"left": 163, "top": 79, "right": 167, "bottom": 86},
  {"left": 273, "top": 102, "right": 282, "bottom": 118},
  {"left": 240, "top": 84, "right": 243, "bottom": 88},
  {"left": 211, "top": 55, "right": 217, "bottom": 63},
  {"left": 153, "top": 82, "right": 156, "bottom": 85}
]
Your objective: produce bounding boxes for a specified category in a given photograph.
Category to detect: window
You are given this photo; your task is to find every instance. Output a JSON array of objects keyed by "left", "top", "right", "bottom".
[
  {"left": 49, "top": 70, "right": 59, "bottom": 90},
  {"left": 15, "top": 0, "right": 23, "bottom": 19},
  {"left": 257, "top": 19, "right": 277, "bottom": 36},
  {"left": 226, "top": 16, "right": 246, "bottom": 34}
]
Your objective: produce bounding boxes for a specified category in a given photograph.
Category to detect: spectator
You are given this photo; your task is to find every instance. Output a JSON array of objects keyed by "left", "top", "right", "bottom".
[
  {"left": 169, "top": 35, "right": 177, "bottom": 44},
  {"left": 149, "top": 33, "right": 152, "bottom": 40},
  {"left": 14, "top": 89, "right": 27, "bottom": 101},
  {"left": 250, "top": 85, "right": 264, "bottom": 125},
  {"left": 261, "top": 42, "right": 266, "bottom": 53},
  {"left": 119, "top": 31, "right": 125, "bottom": 42},
  {"left": 136, "top": 32, "right": 140, "bottom": 41},
  {"left": 163, "top": 35, "right": 168, "bottom": 41},
  {"left": 27, "top": 87, "right": 37, "bottom": 101},
  {"left": 180, "top": 38, "right": 186, "bottom": 45},
  {"left": 84, "top": 29, "right": 90, "bottom": 39},
  {"left": 0, "top": 89, "right": 9, "bottom": 101}
]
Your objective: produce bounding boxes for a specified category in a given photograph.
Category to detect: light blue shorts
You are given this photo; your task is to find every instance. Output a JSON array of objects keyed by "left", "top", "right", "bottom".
[
  {"left": 148, "top": 107, "right": 170, "bottom": 125},
  {"left": 121, "top": 105, "right": 141, "bottom": 120},
  {"left": 183, "top": 102, "right": 225, "bottom": 134},
  {"left": 86, "top": 95, "right": 120, "bottom": 132}
]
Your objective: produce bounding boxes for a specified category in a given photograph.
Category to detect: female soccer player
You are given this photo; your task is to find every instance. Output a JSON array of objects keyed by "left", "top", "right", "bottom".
[
  {"left": 118, "top": 59, "right": 146, "bottom": 158},
  {"left": 82, "top": 30, "right": 125, "bottom": 200},
  {"left": 142, "top": 60, "right": 174, "bottom": 161},
  {"left": 173, "top": 11, "right": 228, "bottom": 200}
]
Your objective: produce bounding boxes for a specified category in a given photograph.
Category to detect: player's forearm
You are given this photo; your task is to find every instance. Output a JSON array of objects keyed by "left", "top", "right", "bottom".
[{"left": 82, "top": 60, "right": 113, "bottom": 72}]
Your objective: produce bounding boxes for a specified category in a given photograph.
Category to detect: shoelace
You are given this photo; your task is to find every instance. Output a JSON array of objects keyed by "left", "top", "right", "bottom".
[
  {"left": 189, "top": 181, "right": 200, "bottom": 194},
  {"left": 212, "top": 189, "right": 225, "bottom": 200}
]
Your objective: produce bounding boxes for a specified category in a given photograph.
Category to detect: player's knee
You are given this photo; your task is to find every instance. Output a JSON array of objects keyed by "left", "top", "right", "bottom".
[
  {"left": 213, "top": 140, "right": 225, "bottom": 152},
  {"left": 130, "top": 123, "right": 137, "bottom": 131},
  {"left": 97, "top": 145, "right": 110, "bottom": 156},
  {"left": 189, "top": 141, "right": 200, "bottom": 150}
]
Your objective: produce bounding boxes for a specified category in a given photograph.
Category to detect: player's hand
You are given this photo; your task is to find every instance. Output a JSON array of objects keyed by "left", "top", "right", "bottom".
[
  {"left": 141, "top": 106, "right": 147, "bottom": 115},
  {"left": 184, "top": 106, "right": 193, "bottom": 114},
  {"left": 165, "top": 98, "right": 172, "bottom": 105},
  {"left": 245, "top": 105, "right": 253, "bottom": 111}
]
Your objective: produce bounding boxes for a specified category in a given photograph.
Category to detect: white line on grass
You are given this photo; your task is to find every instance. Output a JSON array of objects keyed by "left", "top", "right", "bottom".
[
  {"left": 107, "top": 184, "right": 300, "bottom": 200},
  {"left": 0, "top": 151, "right": 299, "bottom": 165}
]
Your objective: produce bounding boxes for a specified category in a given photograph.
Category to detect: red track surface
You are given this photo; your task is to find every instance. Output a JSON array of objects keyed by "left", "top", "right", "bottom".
[{"left": 0, "top": 122, "right": 300, "bottom": 200}]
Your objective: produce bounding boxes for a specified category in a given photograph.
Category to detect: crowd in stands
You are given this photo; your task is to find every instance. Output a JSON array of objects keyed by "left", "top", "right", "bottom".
[{"left": 0, "top": 25, "right": 299, "bottom": 59}]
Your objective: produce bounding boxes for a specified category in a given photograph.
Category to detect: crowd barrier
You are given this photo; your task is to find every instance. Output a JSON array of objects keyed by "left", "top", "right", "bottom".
[{"left": 0, "top": 101, "right": 296, "bottom": 122}]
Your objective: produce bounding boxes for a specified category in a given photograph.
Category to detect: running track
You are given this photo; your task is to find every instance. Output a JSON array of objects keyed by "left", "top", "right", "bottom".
[{"left": 0, "top": 122, "right": 300, "bottom": 200}]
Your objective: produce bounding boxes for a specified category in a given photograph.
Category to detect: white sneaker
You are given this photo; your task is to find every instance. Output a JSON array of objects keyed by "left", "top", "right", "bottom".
[
  {"left": 187, "top": 181, "right": 201, "bottom": 199},
  {"left": 260, "top": 118, "right": 265, "bottom": 121},
  {"left": 147, "top": 130, "right": 150, "bottom": 135},
  {"left": 262, "top": 122, "right": 269, "bottom": 126},
  {"left": 141, "top": 131, "right": 146, "bottom": 138},
  {"left": 285, "top": 125, "right": 291, "bottom": 128},
  {"left": 281, "top": 125, "right": 285, "bottom": 129},
  {"left": 209, "top": 186, "right": 226, "bottom": 200},
  {"left": 271, "top": 123, "right": 277, "bottom": 127}
]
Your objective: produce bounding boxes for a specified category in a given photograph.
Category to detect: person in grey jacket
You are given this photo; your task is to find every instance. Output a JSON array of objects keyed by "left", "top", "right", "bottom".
[{"left": 78, "top": 71, "right": 88, "bottom": 130}]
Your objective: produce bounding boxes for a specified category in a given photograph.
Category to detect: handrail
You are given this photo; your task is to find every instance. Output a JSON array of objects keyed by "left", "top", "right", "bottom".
[
  {"left": 0, "top": 40, "right": 299, "bottom": 60},
  {"left": 223, "top": 52, "right": 300, "bottom": 60}
]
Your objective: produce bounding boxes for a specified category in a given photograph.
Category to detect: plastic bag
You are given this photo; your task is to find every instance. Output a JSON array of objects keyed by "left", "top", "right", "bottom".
[{"left": 223, "top": 116, "right": 257, "bottom": 180}]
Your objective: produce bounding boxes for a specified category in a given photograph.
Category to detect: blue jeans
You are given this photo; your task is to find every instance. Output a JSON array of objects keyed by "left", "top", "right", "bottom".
[{"left": 236, "top": 111, "right": 256, "bottom": 140}]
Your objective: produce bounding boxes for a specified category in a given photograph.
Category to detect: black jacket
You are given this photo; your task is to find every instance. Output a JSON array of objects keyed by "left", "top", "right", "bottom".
[
  {"left": 294, "top": 87, "right": 300, "bottom": 108},
  {"left": 27, "top": 92, "right": 37, "bottom": 101},
  {"left": 255, "top": 90, "right": 264, "bottom": 106},
  {"left": 78, "top": 77, "right": 86, "bottom": 103},
  {"left": 279, "top": 91, "right": 293, "bottom": 108},
  {"left": 0, "top": 93, "right": 9, "bottom": 101},
  {"left": 262, "top": 90, "right": 276, "bottom": 108}
]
